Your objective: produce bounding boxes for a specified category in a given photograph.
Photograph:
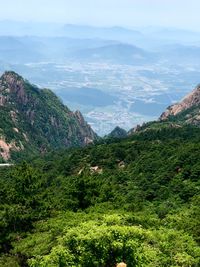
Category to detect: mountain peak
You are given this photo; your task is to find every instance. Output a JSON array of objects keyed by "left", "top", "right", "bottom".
[
  {"left": 160, "top": 84, "right": 200, "bottom": 120},
  {"left": 2, "top": 70, "right": 23, "bottom": 78},
  {"left": 107, "top": 126, "right": 127, "bottom": 139},
  {"left": 1, "top": 71, "right": 24, "bottom": 86},
  {"left": 0, "top": 72, "right": 97, "bottom": 161},
  {"left": 0, "top": 71, "right": 30, "bottom": 105}
]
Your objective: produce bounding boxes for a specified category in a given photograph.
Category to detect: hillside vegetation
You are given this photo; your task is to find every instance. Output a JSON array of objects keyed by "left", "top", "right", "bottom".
[
  {"left": 0, "top": 71, "right": 97, "bottom": 162},
  {"left": 0, "top": 125, "right": 199, "bottom": 266}
]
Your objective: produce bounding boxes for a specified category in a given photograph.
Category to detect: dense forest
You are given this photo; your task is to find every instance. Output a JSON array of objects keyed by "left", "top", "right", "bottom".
[{"left": 0, "top": 124, "right": 200, "bottom": 266}]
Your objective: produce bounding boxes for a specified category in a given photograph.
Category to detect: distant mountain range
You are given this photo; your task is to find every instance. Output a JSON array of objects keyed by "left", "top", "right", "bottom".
[
  {"left": 0, "top": 21, "right": 200, "bottom": 136},
  {"left": 62, "top": 24, "right": 143, "bottom": 43},
  {"left": 0, "top": 36, "right": 156, "bottom": 65},
  {"left": 0, "top": 21, "right": 142, "bottom": 41},
  {"left": 0, "top": 36, "right": 118, "bottom": 63},
  {"left": 70, "top": 43, "right": 157, "bottom": 64},
  {"left": 0, "top": 30, "right": 199, "bottom": 65},
  {"left": 0, "top": 21, "right": 199, "bottom": 45}
]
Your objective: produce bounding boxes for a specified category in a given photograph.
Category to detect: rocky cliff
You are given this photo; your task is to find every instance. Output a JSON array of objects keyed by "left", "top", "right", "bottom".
[
  {"left": 160, "top": 84, "right": 200, "bottom": 121},
  {"left": 0, "top": 71, "right": 97, "bottom": 161}
]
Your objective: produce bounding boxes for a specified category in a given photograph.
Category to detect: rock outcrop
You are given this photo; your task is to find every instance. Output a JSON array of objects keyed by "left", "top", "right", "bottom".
[
  {"left": 160, "top": 84, "right": 200, "bottom": 120},
  {"left": 0, "top": 71, "right": 98, "bottom": 161}
]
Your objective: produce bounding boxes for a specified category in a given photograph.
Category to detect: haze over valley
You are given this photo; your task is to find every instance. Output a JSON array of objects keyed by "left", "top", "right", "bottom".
[{"left": 0, "top": 22, "right": 200, "bottom": 135}]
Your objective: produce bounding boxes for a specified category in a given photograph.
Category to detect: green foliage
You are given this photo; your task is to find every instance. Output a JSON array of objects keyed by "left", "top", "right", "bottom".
[
  {"left": 0, "top": 72, "right": 97, "bottom": 163},
  {"left": 0, "top": 125, "right": 200, "bottom": 266},
  {"left": 19, "top": 214, "right": 200, "bottom": 267}
]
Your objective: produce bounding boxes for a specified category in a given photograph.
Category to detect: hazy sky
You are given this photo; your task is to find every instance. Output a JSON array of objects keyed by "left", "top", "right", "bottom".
[{"left": 0, "top": 0, "right": 200, "bottom": 30}]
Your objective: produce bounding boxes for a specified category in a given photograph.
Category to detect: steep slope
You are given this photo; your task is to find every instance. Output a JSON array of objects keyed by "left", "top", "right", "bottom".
[
  {"left": 0, "top": 71, "right": 97, "bottom": 161},
  {"left": 126, "top": 84, "right": 200, "bottom": 135},
  {"left": 160, "top": 84, "right": 200, "bottom": 125},
  {"left": 107, "top": 126, "right": 127, "bottom": 139}
]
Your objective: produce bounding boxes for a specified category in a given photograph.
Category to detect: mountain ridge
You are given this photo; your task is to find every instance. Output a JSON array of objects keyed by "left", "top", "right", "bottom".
[
  {"left": 0, "top": 71, "right": 97, "bottom": 161},
  {"left": 160, "top": 84, "right": 200, "bottom": 125}
]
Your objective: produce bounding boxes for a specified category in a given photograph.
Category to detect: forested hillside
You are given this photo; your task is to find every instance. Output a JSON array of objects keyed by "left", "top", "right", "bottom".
[
  {"left": 0, "top": 71, "right": 97, "bottom": 162},
  {"left": 0, "top": 125, "right": 199, "bottom": 266}
]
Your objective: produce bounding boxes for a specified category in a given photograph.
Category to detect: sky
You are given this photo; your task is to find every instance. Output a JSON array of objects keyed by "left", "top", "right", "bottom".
[{"left": 0, "top": 0, "right": 200, "bottom": 31}]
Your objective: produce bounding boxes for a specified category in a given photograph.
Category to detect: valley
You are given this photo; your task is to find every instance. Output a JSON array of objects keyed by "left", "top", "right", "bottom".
[
  {"left": 4, "top": 59, "right": 200, "bottom": 135},
  {"left": 0, "top": 26, "right": 200, "bottom": 136}
]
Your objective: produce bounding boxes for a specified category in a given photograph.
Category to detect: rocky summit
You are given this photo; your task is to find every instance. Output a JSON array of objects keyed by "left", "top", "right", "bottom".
[
  {"left": 0, "top": 71, "right": 97, "bottom": 161},
  {"left": 160, "top": 84, "right": 200, "bottom": 124}
]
